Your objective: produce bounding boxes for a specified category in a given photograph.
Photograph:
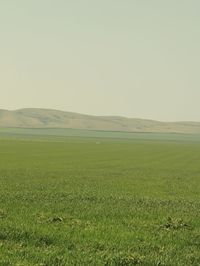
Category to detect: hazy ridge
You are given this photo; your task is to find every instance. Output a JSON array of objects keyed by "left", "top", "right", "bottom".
[{"left": 0, "top": 108, "right": 200, "bottom": 134}]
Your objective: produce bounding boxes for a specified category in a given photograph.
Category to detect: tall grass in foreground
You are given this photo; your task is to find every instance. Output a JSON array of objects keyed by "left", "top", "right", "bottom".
[{"left": 0, "top": 136, "right": 200, "bottom": 265}]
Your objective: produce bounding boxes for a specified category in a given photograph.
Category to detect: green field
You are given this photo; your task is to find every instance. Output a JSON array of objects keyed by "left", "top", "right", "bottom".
[{"left": 0, "top": 130, "right": 200, "bottom": 265}]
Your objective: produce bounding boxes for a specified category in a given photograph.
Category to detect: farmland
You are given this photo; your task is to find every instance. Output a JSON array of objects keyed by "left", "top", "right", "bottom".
[{"left": 0, "top": 130, "right": 200, "bottom": 265}]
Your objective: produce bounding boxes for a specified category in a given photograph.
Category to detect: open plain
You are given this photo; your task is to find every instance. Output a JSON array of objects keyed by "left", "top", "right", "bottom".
[{"left": 0, "top": 129, "right": 200, "bottom": 265}]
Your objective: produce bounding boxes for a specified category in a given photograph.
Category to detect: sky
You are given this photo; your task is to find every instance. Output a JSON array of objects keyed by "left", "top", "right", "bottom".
[{"left": 0, "top": 0, "right": 200, "bottom": 121}]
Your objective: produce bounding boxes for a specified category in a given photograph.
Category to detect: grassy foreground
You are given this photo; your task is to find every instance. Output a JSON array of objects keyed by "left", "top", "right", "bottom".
[{"left": 0, "top": 133, "right": 200, "bottom": 265}]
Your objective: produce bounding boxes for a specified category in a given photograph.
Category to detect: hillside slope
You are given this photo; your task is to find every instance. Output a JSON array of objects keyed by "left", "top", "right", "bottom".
[{"left": 0, "top": 108, "right": 200, "bottom": 133}]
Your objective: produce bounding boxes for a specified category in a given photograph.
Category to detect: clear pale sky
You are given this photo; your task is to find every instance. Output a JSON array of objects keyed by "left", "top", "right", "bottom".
[{"left": 0, "top": 1, "right": 200, "bottom": 121}]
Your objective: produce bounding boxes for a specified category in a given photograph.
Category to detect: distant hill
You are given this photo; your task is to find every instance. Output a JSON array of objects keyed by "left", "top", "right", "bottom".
[{"left": 0, "top": 108, "right": 200, "bottom": 134}]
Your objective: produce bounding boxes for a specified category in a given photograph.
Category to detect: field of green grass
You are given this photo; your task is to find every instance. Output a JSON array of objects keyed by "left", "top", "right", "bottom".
[
  {"left": 0, "top": 130, "right": 200, "bottom": 265},
  {"left": 1, "top": 127, "right": 200, "bottom": 142}
]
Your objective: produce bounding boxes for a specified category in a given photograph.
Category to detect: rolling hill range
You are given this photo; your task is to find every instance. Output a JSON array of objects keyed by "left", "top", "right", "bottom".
[{"left": 0, "top": 108, "right": 200, "bottom": 134}]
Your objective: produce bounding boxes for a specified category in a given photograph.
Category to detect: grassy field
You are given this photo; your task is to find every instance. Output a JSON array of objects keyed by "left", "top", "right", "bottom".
[
  {"left": 0, "top": 130, "right": 200, "bottom": 265},
  {"left": 1, "top": 127, "right": 200, "bottom": 142}
]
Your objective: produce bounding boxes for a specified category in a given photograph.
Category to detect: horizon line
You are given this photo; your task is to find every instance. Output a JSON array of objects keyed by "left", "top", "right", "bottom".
[{"left": 0, "top": 107, "right": 199, "bottom": 124}]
